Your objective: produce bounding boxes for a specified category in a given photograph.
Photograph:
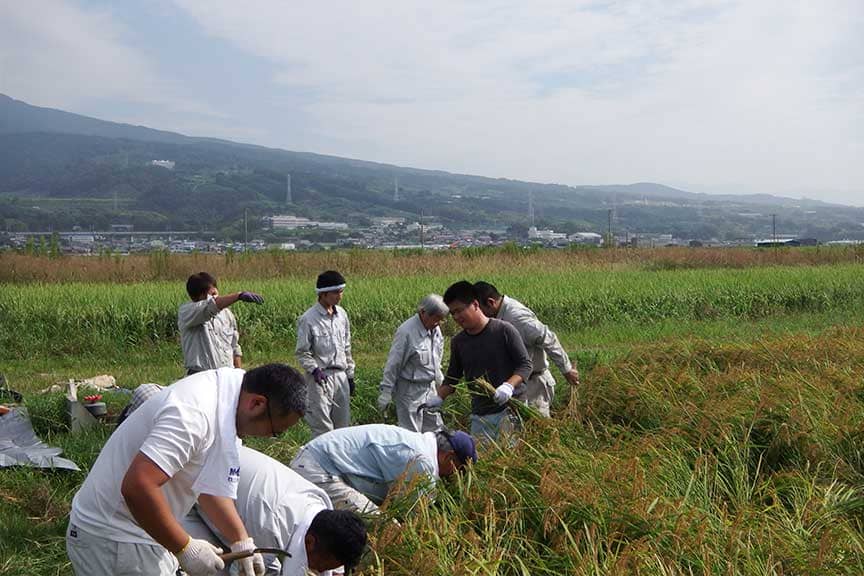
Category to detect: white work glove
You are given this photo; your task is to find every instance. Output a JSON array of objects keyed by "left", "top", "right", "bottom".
[
  {"left": 176, "top": 537, "right": 225, "bottom": 576},
  {"left": 493, "top": 382, "right": 514, "bottom": 405},
  {"left": 228, "top": 538, "right": 265, "bottom": 576},
  {"left": 228, "top": 538, "right": 267, "bottom": 576},
  {"left": 377, "top": 389, "right": 392, "bottom": 413},
  {"left": 425, "top": 394, "right": 444, "bottom": 409}
]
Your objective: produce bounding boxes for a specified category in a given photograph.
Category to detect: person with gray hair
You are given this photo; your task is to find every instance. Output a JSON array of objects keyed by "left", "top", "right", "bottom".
[{"left": 377, "top": 294, "right": 449, "bottom": 431}]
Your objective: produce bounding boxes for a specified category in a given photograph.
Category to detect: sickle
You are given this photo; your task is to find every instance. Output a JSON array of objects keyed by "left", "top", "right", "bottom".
[{"left": 220, "top": 547, "right": 292, "bottom": 562}]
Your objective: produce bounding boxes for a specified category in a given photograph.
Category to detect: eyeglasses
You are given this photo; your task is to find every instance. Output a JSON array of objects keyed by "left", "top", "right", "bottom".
[{"left": 265, "top": 398, "right": 279, "bottom": 438}]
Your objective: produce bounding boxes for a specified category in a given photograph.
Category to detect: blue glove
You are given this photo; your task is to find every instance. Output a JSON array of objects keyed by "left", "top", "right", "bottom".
[
  {"left": 238, "top": 291, "right": 264, "bottom": 304},
  {"left": 311, "top": 367, "right": 327, "bottom": 385}
]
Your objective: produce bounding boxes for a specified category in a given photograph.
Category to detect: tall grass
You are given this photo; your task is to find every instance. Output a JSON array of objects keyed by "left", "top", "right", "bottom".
[
  {"left": 3, "top": 265, "right": 864, "bottom": 359},
  {"left": 2, "top": 245, "right": 864, "bottom": 283},
  {"left": 357, "top": 327, "right": 864, "bottom": 575},
  {"left": 3, "top": 258, "right": 864, "bottom": 574}
]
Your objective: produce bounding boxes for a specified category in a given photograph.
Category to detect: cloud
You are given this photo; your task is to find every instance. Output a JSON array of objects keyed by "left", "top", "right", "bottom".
[
  {"left": 2, "top": 0, "right": 860, "bottom": 202},
  {"left": 169, "top": 0, "right": 863, "bottom": 202},
  {"left": 0, "top": 0, "right": 227, "bottom": 124}
]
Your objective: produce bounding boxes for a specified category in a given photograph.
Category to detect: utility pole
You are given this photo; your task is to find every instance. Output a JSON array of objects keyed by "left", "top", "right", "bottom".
[
  {"left": 285, "top": 173, "right": 292, "bottom": 204},
  {"left": 243, "top": 208, "right": 248, "bottom": 252},
  {"left": 607, "top": 208, "right": 614, "bottom": 247},
  {"left": 771, "top": 213, "right": 777, "bottom": 259},
  {"left": 419, "top": 209, "right": 425, "bottom": 250}
]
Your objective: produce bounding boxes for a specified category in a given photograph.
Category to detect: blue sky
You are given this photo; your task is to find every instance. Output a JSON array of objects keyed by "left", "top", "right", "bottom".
[{"left": 1, "top": 0, "right": 862, "bottom": 205}]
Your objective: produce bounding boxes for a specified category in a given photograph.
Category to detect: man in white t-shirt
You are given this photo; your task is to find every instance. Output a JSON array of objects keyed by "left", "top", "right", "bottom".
[
  {"left": 66, "top": 364, "right": 306, "bottom": 576},
  {"left": 183, "top": 446, "right": 368, "bottom": 575}
]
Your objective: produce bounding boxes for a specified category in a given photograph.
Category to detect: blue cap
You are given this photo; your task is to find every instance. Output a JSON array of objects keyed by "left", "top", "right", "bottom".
[{"left": 448, "top": 431, "right": 477, "bottom": 465}]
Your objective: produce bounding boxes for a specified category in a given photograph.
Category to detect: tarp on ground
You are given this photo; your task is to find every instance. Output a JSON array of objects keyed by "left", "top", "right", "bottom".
[{"left": 0, "top": 406, "right": 80, "bottom": 471}]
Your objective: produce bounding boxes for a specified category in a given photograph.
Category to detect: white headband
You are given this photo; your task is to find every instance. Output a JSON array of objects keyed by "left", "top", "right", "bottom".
[{"left": 315, "top": 283, "right": 346, "bottom": 294}]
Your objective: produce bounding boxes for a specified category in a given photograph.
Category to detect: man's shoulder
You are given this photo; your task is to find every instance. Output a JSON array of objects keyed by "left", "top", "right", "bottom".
[
  {"left": 501, "top": 296, "right": 538, "bottom": 321},
  {"left": 397, "top": 315, "right": 418, "bottom": 333},
  {"left": 298, "top": 305, "right": 319, "bottom": 322},
  {"left": 489, "top": 318, "right": 522, "bottom": 338},
  {"left": 451, "top": 329, "right": 470, "bottom": 345},
  {"left": 178, "top": 300, "right": 201, "bottom": 314},
  {"left": 168, "top": 373, "right": 222, "bottom": 409}
]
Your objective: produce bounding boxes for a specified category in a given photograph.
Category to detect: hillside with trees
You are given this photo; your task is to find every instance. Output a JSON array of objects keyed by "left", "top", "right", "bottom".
[{"left": 2, "top": 94, "right": 862, "bottom": 241}]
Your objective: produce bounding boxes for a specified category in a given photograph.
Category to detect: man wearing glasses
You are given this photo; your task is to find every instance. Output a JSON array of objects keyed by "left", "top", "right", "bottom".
[{"left": 67, "top": 364, "right": 307, "bottom": 576}]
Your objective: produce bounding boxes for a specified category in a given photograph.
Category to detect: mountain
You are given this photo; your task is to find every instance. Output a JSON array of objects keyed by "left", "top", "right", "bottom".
[
  {"left": 0, "top": 93, "right": 197, "bottom": 144},
  {"left": 1, "top": 93, "right": 862, "bottom": 241}
]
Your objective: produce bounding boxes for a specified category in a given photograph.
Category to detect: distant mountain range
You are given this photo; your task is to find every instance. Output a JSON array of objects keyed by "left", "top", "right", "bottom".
[{"left": 1, "top": 93, "right": 862, "bottom": 241}]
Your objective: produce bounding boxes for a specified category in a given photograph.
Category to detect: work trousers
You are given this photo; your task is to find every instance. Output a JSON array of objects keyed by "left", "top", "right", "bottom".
[
  {"left": 305, "top": 369, "right": 351, "bottom": 438},
  {"left": 393, "top": 379, "right": 443, "bottom": 432},
  {"left": 522, "top": 369, "right": 556, "bottom": 418},
  {"left": 66, "top": 522, "right": 178, "bottom": 576},
  {"left": 470, "top": 408, "right": 522, "bottom": 444},
  {"left": 290, "top": 449, "right": 380, "bottom": 515}
]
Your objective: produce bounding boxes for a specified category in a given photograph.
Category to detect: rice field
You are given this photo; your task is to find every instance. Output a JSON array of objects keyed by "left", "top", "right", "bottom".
[
  {"left": 1, "top": 250, "right": 864, "bottom": 575},
  {"left": 4, "top": 263, "right": 864, "bottom": 359}
]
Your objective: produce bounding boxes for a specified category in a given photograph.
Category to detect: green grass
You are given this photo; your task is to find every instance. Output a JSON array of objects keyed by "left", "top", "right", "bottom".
[
  {"left": 3, "top": 262, "right": 864, "bottom": 574},
  {"left": 4, "top": 264, "right": 864, "bottom": 360}
]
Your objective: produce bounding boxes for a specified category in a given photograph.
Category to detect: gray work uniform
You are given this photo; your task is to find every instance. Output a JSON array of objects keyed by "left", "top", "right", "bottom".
[
  {"left": 497, "top": 296, "right": 573, "bottom": 417},
  {"left": 290, "top": 424, "right": 438, "bottom": 515},
  {"left": 66, "top": 522, "right": 178, "bottom": 576},
  {"left": 295, "top": 303, "right": 355, "bottom": 438},
  {"left": 380, "top": 314, "right": 444, "bottom": 432},
  {"left": 178, "top": 297, "right": 241, "bottom": 372}
]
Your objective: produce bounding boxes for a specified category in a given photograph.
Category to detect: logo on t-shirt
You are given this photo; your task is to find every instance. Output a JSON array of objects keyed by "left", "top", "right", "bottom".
[{"left": 228, "top": 466, "right": 240, "bottom": 483}]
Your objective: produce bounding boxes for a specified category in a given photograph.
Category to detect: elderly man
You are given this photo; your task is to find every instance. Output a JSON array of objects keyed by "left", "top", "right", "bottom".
[
  {"left": 429, "top": 281, "right": 533, "bottom": 442},
  {"left": 67, "top": 364, "right": 306, "bottom": 576},
  {"left": 183, "top": 446, "right": 368, "bottom": 576},
  {"left": 474, "top": 281, "right": 580, "bottom": 417},
  {"left": 296, "top": 270, "right": 356, "bottom": 438},
  {"left": 178, "top": 272, "right": 264, "bottom": 375},
  {"left": 377, "top": 294, "right": 448, "bottom": 432},
  {"left": 290, "top": 424, "right": 476, "bottom": 515}
]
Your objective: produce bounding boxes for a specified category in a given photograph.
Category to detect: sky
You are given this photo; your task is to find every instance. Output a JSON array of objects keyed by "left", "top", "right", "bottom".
[{"left": 1, "top": 0, "right": 862, "bottom": 206}]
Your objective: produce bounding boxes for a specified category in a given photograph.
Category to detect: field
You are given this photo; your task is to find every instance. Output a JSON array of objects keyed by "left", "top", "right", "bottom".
[{"left": 2, "top": 247, "right": 864, "bottom": 575}]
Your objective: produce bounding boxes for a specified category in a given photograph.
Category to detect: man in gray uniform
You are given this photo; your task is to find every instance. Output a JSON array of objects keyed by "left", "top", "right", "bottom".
[
  {"left": 474, "top": 281, "right": 580, "bottom": 417},
  {"left": 290, "top": 424, "right": 476, "bottom": 515},
  {"left": 377, "top": 294, "right": 448, "bottom": 432},
  {"left": 178, "top": 272, "right": 264, "bottom": 375},
  {"left": 296, "top": 270, "right": 356, "bottom": 438}
]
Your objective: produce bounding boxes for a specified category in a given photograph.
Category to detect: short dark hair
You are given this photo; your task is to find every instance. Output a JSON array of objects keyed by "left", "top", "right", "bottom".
[
  {"left": 443, "top": 280, "right": 478, "bottom": 306},
  {"left": 473, "top": 281, "right": 501, "bottom": 303},
  {"left": 309, "top": 509, "right": 367, "bottom": 569},
  {"left": 241, "top": 364, "right": 306, "bottom": 416},
  {"left": 186, "top": 272, "right": 217, "bottom": 300}
]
